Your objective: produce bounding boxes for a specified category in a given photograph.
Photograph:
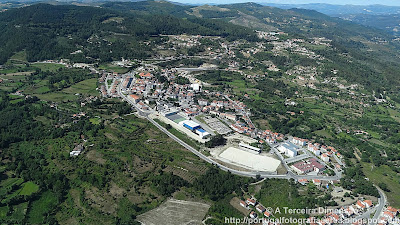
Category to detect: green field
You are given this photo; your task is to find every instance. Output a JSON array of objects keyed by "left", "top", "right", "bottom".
[
  {"left": 387, "top": 108, "right": 400, "bottom": 123},
  {"left": 8, "top": 51, "right": 27, "bottom": 63},
  {"left": 34, "top": 92, "right": 78, "bottom": 102},
  {"left": 31, "top": 63, "right": 65, "bottom": 72},
  {"left": 20, "top": 182, "right": 39, "bottom": 195},
  {"left": 0, "top": 177, "right": 39, "bottom": 213},
  {"left": 62, "top": 78, "right": 99, "bottom": 96},
  {"left": 98, "top": 63, "right": 130, "bottom": 74},
  {"left": 90, "top": 117, "right": 101, "bottom": 125},
  {"left": 34, "top": 86, "right": 51, "bottom": 94},
  {"left": 254, "top": 179, "right": 327, "bottom": 219},
  {"left": 33, "top": 78, "right": 98, "bottom": 101},
  {"left": 314, "top": 129, "right": 333, "bottom": 138},
  {"left": 362, "top": 163, "right": 400, "bottom": 208}
]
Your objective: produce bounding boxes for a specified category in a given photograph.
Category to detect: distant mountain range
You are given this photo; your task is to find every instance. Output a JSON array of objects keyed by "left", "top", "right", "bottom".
[{"left": 262, "top": 3, "right": 400, "bottom": 16}]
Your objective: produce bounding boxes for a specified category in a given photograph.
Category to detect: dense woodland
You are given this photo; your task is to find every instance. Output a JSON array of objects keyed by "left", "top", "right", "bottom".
[{"left": 0, "top": 3, "right": 257, "bottom": 65}]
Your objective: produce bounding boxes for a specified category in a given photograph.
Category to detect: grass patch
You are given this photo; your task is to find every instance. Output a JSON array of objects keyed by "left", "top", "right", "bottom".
[
  {"left": 369, "top": 138, "right": 390, "bottom": 147},
  {"left": 31, "top": 63, "right": 65, "bottom": 72},
  {"left": 314, "top": 129, "right": 333, "bottom": 138},
  {"left": 10, "top": 98, "right": 24, "bottom": 104},
  {"left": 19, "top": 181, "right": 39, "bottom": 195},
  {"left": 98, "top": 63, "right": 130, "bottom": 74},
  {"left": 34, "top": 86, "right": 51, "bottom": 94},
  {"left": 90, "top": 117, "right": 101, "bottom": 125},
  {"left": 387, "top": 108, "right": 400, "bottom": 123},
  {"left": 35, "top": 116, "right": 53, "bottom": 126},
  {"left": 62, "top": 78, "right": 98, "bottom": 96},
  {"left": 35, "top": 92, "right": 77, "bottom": 102},
  {"left": 255, "top": 179, "right": 315, "bottom": 219},
  {"left": 362, "top": 163, "right": 400, "bottom": 208},
  {"left": 8, "top": 51, "right": 27, "bottom": 63}
]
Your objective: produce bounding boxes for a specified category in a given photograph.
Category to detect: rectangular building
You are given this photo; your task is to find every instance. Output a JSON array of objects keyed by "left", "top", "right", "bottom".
[
  {"left": 179, "top": 120, "right": 201, "bottom": 131},
  {"left": 239, "top": 142, "right": 261, "bottom": 154}
]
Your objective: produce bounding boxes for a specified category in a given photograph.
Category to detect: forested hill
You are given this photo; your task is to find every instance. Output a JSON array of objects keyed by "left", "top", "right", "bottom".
[
  {"left": 342, "top": 13, "right": 400, "bottom": 37},
  {"left": 0, "top": 3, "right": 256, "bottom": 64},
  {"left": 102, "top": 1, "right": 400, "bottom": 92},
  {"left": 2, "top": 1, "right": 400, "bottom": 92},
  {"left": 218, "top": 3, "right": 400, "bottom": 93}
]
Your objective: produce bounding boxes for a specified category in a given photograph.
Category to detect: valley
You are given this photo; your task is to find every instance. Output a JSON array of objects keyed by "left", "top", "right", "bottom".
[{"left": 0, "top": 1, "right": 399, "bottom": 224}]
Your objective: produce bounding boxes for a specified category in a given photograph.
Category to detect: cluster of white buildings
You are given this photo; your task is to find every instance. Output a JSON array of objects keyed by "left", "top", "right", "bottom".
[
  {"left": 239, "top": 197, "right": 272, "bottom": 220},
  {"left": 169, "top": 35, "right": 202, "bottom": 48},
  {"left": 378, "top": 206, "right": 400, "bottom": 225},
  {"left": 307, "top": 200, "right": 374, "bottom": 225},
  {"left": 258, "top": 130, "right": 284, "bottom": 144},
  {"left": 69, "top": 143, "right": 84, "bottom": 157},
  {"left": 306, "top": 142, "right": 341, "bottom": 163},
  {"left": 278, "top": 142, "right": 299, "bottom": 157},
  {"left": 290, "top": 137, "right": 343, "bottom": 164}
]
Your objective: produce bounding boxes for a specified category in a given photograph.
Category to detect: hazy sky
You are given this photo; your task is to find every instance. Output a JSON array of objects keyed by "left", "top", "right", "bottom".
[{"left": 173, "top": 0, "right": 400, "bottom": 6}]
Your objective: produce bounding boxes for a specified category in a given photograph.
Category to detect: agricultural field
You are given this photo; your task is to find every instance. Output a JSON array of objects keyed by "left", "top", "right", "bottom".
[
  {"left": 7, "top": 51, "right": 27, "bottom": 64},
  {"left": 98, "top": 63, "right": 131, "bottom": 74},
  {"left": 89, "top": 117, "right": 101, "bottom": 125},
  {"left": 31, "top": 63, "right": 65, "bottom": 72},
  {"left": 62, "top": 78, "right": 99, "bottom": 96},
  {"left": 136, "top": 199, "right": 210, "bottom": 225},
  {"left": 32, "top": 78, "right": 98, "bottom": 102},
  {"left": 0, "top": 176, "right": 40, "bottom": 222},
  {"left": 362, "top": 163, "right": 400, "bottom": 208},
  {"left": 34, "top": 92, "right": 78, "bottom": 102}
]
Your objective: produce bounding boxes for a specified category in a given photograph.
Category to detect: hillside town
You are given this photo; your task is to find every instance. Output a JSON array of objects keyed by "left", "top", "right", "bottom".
[
  {"left": 7, "top": 31, "right": 394, "bottom": 225},
  {"left": 83, "top": 32, "right": 399, "bottom": 225}
]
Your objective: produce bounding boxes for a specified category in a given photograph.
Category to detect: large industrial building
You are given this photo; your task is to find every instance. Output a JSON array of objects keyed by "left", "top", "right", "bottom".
[
  {"left": 179, "top": 120, "right": 201, "bottom": 131},
  {"left": 179, "top": 120, "right": 210, "bottom": 139}
]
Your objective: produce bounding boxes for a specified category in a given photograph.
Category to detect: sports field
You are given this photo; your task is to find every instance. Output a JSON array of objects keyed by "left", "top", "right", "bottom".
[{"left": 219, "top": 147, "right": 281, "bottom": 172}]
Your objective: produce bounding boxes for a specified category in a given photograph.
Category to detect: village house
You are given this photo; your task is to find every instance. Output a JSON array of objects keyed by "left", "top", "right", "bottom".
[
  {"left": 246, "top": 198, "right": 257, "bottom": 206},
  {"left": 240, "top": 200, "right": 248, "bottom": 208}
]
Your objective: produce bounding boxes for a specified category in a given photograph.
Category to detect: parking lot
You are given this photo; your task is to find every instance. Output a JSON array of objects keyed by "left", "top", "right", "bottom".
[{"left": 203, "top": 116, "right": 232, "bottom": 135}]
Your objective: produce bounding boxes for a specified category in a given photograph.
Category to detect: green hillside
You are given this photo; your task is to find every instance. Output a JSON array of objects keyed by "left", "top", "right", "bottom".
[{"left": 0, "top": 3, "right": 256, "bottom": 64}]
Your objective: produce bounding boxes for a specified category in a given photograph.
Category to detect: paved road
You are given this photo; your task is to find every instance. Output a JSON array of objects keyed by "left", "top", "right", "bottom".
[
  {"left": 343, "top": 185, "right": 386, "bottom": 225},
  {"left": 175, "top": 67, "right": 216, "bottom": 72},
  {"left": 117, "top": 77, "right": 341, "bottom": 181},
  {"left": 284, "top": 153, "right": 310, "bottom": 164},
  {"left": 372, "top": 186, "right": 387, "bottom": 224}
]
